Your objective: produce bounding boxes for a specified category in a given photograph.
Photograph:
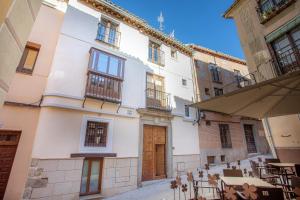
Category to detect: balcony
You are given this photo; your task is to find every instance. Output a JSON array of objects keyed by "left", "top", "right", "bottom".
[
  {"left": 256, "top": 0, "right": 296, "bottom": 24},
  {"left": 272, "top": 46, "right": 300, "bottom": 75},
  {"left": 146, "top": 88, "right": 171, "bottom": 111},
  {"left": 85, "top": 70, "right": 122, "bottom": 104},
  {"left": 148, "top": 46, "right": 165, "bottom": 66},
  {"left": 96, "top": 23, "right": 121, "bottom": 48}
]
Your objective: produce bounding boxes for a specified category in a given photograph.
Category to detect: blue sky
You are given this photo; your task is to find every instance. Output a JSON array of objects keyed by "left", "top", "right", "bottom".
[{"left": 110, "top": 0, "right": 244, "bottom": 59}]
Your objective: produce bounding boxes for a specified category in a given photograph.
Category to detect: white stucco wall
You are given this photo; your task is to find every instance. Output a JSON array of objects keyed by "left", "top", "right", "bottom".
[{"left": 34, "top": 2, "right": 199, "bottom": 158}]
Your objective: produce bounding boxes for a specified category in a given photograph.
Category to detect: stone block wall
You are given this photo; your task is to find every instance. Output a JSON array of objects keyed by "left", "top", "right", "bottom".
[
  {"left": 172, "top": 154, "right": 201, "bottom": 177},
  {"left": 23, "top": 158, "right": 84, "bottom": 200},
  {"left": 101, "top": 157, "right": 138, "bottom": 197}
]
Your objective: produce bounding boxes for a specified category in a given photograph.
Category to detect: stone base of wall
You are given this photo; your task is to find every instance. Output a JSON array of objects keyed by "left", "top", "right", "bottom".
[
  {"left": 23, "top": 157, "right": 138, "bottom": 199},
  {"left": 199, "top": 148, "right": 248, "bottom": 167},
  {"left": 23, "top": 158, "right": 84, "bottom": 200},
  {"left": 173, "top": 154, "right": 200, "bottom": 176},
  {"left": 101, "top": 157, "right": 138, "bottom": 197}
]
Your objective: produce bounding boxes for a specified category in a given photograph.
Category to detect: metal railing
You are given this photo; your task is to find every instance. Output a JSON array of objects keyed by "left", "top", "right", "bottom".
[
  {"left": 148, "top": 46, "right": 165, "bottom": 66},
  {"left": 256, "top": 0, "right": 296, "bottom": 24},
  {"left": 85, "top": 70, "right": 122, "bottom": 103},
  {"left": 272, "top": 46, "right": 300, "bottom": 75},
  {"left": 96, "top": 23, "right": 121, "bottom": 48},
  {"left": 146, "top": 88, "right": 171, "bottom": 111}
]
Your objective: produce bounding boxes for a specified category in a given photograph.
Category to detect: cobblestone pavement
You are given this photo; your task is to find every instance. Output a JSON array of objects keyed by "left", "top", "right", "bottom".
[{"left": 105, "top": 154, "right": 272, "bottom": 200}]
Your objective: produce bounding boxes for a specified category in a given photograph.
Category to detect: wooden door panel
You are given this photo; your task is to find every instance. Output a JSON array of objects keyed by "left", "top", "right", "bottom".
[
  {"left": 153, "top": 126, "right": 166, "bottom": 144},
  {"left": 155, "top": 144, "right": 165, "bottom": 177},
  {"left": 0, "top": 130, "right": 21, "bottom": 200},
  {"left": 142, "top": 125, "right": 154, "bottom": 181}
]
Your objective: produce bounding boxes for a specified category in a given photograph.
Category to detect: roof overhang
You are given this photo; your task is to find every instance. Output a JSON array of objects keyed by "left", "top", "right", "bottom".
[{"left": 191, "top": 70, "right": 300, "bottom": 119}]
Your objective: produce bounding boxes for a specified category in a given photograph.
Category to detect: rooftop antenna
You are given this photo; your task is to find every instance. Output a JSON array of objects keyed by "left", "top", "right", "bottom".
[
  {"left": 169, "top": 30, "right": 175, "bottom": 38},
  {"left": 157, "top": 11, "right": 164, "bottom": 31}
]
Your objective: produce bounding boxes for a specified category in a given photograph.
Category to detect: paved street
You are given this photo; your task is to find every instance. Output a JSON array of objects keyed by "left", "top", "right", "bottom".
[{"left": 105, "top": 154, "right": 272, "bottom": 200}]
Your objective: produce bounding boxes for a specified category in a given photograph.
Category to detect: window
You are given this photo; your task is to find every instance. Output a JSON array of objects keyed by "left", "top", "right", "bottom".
[
  {"left": 17, "top": 42, "right": 40, "bottom": 74},
  {"left": 221, "top": 155, "right": 226, "bottom": 162},
  {"left": 205, "top": 88, "right": 210, "bottom": 96},
  {"left": 271, "top": 26, "right": 300, "bottom": 74},
  {"left": 96, "top": 18, "right": 119, "bottom": 47},
  {"left": 234, "top": 69, "right": 242, "bottom": 86},
  {"left": 207, "top": 156, "right": 215, "bottom": 164},
  {"left": 259, "top": 0, "right": 288, "bottom": 13},
  {"left": 182, "top": 79, "right": 187, "bottom": 86},
  {"left": 80, "top": 158, "right": 103, "bottom": 195},
  {"left": 149, "top": 41, "right": 164, "bottom": 65},
  {"left": 206, "top": 120, "right": 211, "bottom": 126},
  {"left": 185, "top": 105, "right": 190, "bottom": 117},
  {"left": 84, "top": 121, "right": 108, "bottom": 147},
  {"left": 214, "top": 88, "right": 223, "bottom": 96},
  {"left": 219, "top": 124, "right": 232, "bottom": 148},
  {"left": 89, "top": 48, "right": 124, "bottom": 78},
  {"left": 171, "top": 49, "right": 177, "bottom": 59},
  {"left": 209, "top": 65, "right": 222, "bottom": 83}
]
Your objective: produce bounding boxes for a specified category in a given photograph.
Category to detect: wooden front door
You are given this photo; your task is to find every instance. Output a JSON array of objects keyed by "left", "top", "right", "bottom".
[
  {"left": 0, "top": 130, "right": 21, "bottom": 200},
  {"left": 244, "top": 124, "right": 257, "bottom": 154},
  {"left": 142, "top": 125, "right": 166, "bottom": 181}
]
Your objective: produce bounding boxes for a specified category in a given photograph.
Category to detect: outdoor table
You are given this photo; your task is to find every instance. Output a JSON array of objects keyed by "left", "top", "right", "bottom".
[
  {"left": 268, "top": 163, "right": 295, "bottom": 185},
  {"left": 220, "top": 177, "right": 275, "bottom": 200}
]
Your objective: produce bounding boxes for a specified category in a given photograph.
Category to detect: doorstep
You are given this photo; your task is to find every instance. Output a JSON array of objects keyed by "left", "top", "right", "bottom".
[{"left": 80, "top": 194, "right": 104, "bottom": 200}]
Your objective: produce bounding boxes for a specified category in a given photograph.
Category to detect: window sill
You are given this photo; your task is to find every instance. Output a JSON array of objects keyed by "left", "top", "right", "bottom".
[
  {"left": 71, "top": 153, "right": 117, "bottom": 158},
  {"left": 148, "top": 59, "right": 165, "bottom": 67},
  {"left": 16, "top": 68, "right": 33, "bottom": 75},
  {"left": 80, "top": 193, "right": 104, "bottom": 200},
  {"left": 95, "top": 38, "right": 119, "bottom": 49}
]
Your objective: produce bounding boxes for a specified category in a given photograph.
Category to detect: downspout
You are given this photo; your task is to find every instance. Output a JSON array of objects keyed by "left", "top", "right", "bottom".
[{"left": 262, "top": 117, "right": 278, "bottom": 158}]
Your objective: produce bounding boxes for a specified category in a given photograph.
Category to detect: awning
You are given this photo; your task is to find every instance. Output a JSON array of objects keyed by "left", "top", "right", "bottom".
[{"left": 192, "top": 71, "right": 300, "bottom": 119}]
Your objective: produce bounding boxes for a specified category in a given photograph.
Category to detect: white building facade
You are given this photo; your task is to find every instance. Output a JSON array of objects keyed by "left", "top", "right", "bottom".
[{"left": 25, "top": 0, "right": 200, "bottom": 198}]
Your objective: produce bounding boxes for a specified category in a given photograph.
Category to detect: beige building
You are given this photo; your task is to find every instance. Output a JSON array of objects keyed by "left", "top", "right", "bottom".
[
  {"left": 191, "top": 45, "right": 269, "bottom": 165},
  {"left": 224, "top": 0, "right": 300, "bottom": 162},
  {"left": 0, "top": 0, "right": 42, "bottom": 108},
  {"left": 0, "top": 1, "right": 65, "bottom": 199}
]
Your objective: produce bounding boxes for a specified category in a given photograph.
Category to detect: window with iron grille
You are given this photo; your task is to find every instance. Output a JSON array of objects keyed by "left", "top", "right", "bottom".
[
  {"left": 214, "top": 87, "right": 223, "bottom": 96},
  {"left": 184, "top": 105, "right": 190, "bottom": 117},
  {"left": 219, "top": 124, "right": 232, "bottom": 148},
  {"left": 210, "top": 66, "right": 221, "bottom": 83},
  {"left": 84, "top": 121, "right": 108, "bottom": 147},
  {"left": 271, "top": 26, "right": 300, "bottom": 74}
]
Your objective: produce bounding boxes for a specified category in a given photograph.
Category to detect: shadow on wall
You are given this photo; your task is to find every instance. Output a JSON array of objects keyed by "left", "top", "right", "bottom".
[{"left": 194, "top": 60, "right": 251, "bottom": 101}]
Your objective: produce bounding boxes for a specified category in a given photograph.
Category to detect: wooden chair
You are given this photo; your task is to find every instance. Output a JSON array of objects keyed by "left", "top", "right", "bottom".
[
  {"left": 223, "top": 169, "right": 243, "bottom": 177},
  {"left": 250, "top": 160, "right": 280, "bottom": 184}
]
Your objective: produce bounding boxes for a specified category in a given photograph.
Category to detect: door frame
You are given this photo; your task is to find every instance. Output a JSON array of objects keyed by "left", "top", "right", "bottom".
[
  {"left": 0, "top": 130, "right": 21, "bottom": 199},
  {"left": 243, "top": 124, "right": 258, "bottom": 154},
  {"left": 138, "top": 117, "right": 173, "bottom": 186},
  {"left": 79, "top": 158, "right": 104, "bottom": 196}
]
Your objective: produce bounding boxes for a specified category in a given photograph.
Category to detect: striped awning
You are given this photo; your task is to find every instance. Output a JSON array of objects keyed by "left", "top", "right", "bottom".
[
  {"left": 265, "top": 15, "right": 300, "bottom": 43},
  {"left": 191, "top": 71, "right": 300, "bottom": 119}
]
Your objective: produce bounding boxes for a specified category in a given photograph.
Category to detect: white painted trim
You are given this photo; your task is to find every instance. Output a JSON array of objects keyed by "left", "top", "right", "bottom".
[{"left": 79, "top": 115, "right": 114, "bottom": 153}]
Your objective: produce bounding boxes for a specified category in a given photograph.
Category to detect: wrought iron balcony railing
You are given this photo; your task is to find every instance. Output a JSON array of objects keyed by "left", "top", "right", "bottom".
[
  {"left": 271, "top": 46, "right": 300, "bottom": 75},
  {"left": 146, "top": 88, "right": 171, "bottom": 111},
  {"left": 96, "top": 23, "right": 121, "bottom": 48},
  {"left": 85, "top": 70, "right": 122, "bottom": 103},
  {"left": 148, "top": 46, "right": 165, "bottom": 66},
  {"left": 256, "top": 0, "right": 296, "bottom": 24}
]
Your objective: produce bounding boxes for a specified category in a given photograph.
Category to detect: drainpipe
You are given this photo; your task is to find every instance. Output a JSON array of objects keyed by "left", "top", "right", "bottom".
[{"left": 262, "top": 117, "right": 278, "bottom": 158}]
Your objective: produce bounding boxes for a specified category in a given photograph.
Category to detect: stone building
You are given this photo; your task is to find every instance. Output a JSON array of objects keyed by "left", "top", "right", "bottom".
[
  {"left": 190, "top": 45, "right": 269, "bottom": 166},
  {"left": 224, "top": 0, "right": 300, "bottom": 162}
]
